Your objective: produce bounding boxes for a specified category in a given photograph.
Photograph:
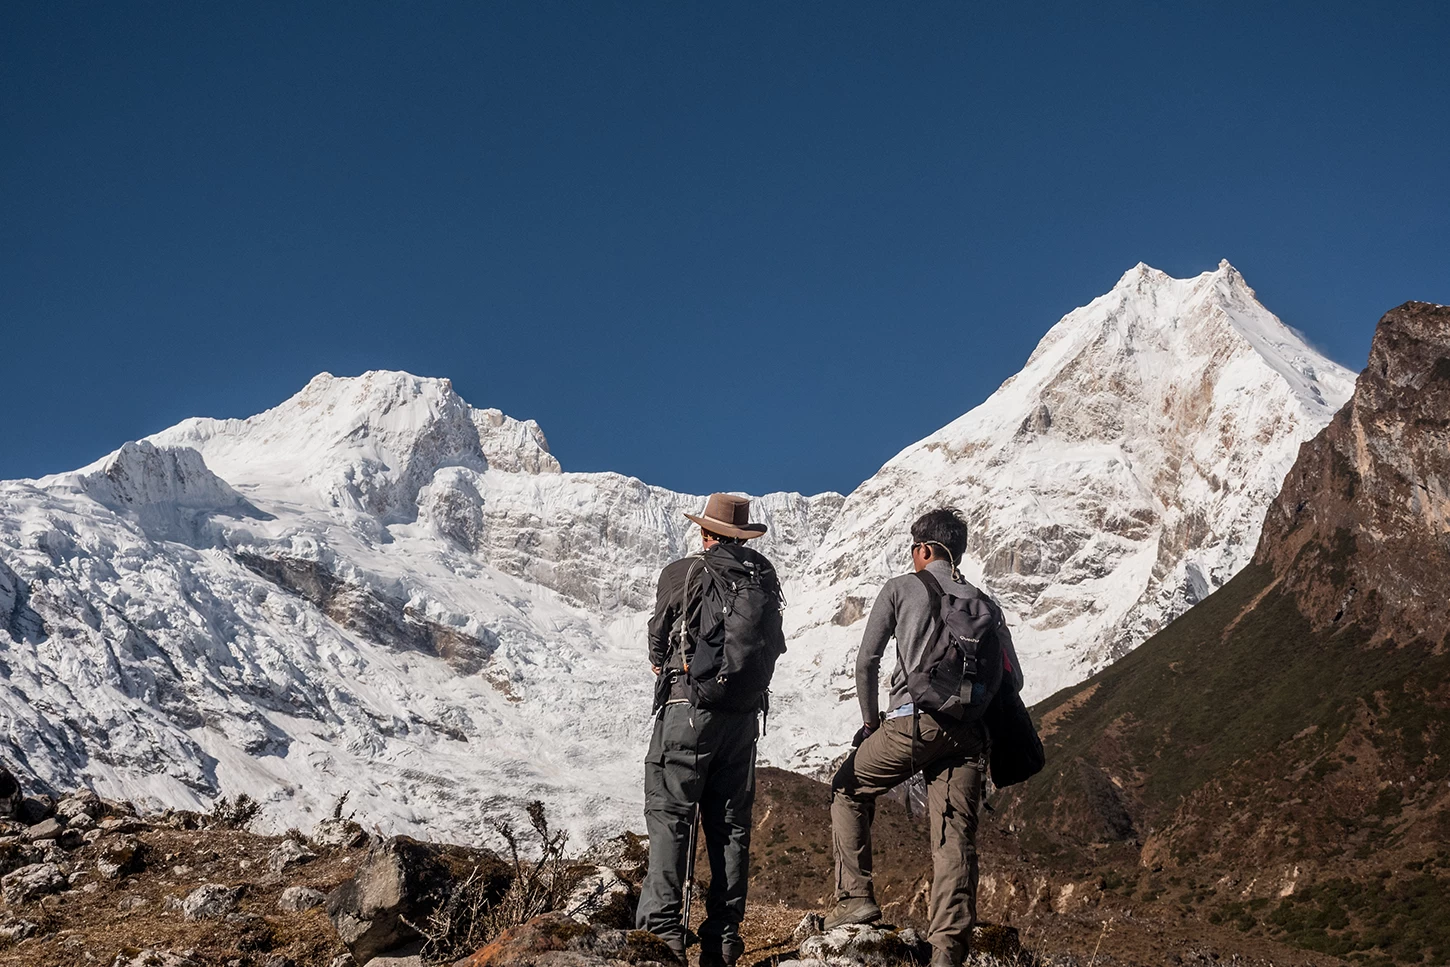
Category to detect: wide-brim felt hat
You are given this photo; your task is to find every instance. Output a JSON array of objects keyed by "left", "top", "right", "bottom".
[{"left": 685, "top": 493, "right": 768, "bottom": 541}]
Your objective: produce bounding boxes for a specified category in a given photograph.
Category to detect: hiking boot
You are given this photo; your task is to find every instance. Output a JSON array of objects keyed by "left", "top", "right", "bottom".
[
  {"left": 929, "top": 945, "right": 964, "bottom": 967},
  {"left": 698, "top": 938, "right": 744, "bottom": 967},
  {"left": 822, "top": 895, "right": 882, "bottom": 930}
]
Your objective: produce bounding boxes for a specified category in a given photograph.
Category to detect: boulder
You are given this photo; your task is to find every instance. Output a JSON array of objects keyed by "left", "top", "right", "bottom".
[
  {"left": 454, "top": 913, "right": 679, "bottom": 966},
  {"left": 182, "top": 883, "right": 244, "bottom": 921},
  {"left": 325, "top": 837, "right": 460, "bottom": 963},
  {"left": 791, "top": 923, "right": 930, "bottom": 966},
  {"left": 100, "top": 817, "right": 151, "bottom": 835},
  {"left": 268, "top": 837, "right": 318, "bottom": 874},
  {"left": 0, "top": 862, "right": 66, "bottom": 904},
  {"left": 23, "top": 817, "right": 65, "bottom": 842},
  {"left": 16, "top": 797, "right": 54, "bottom": 826},
  {"left": 973, "top": 923, "right": 1023, "bottom": 961},
  {"left": 98, "top": 837, "right": 147, "bottom": 879},
  {"left": 278, "top": 886, "right": 327, "bottom": 912},
  {"left": 55, "top": 790, "right": 102, "bottom": 823},
  {"left": 326, "top": 836, "right": 510, "bottom": 964},
  {"left": 0, "top": 768, "right": 20, "bottom": 819},
  {"left": 561, "top": 865, "right": 633, "bottom": 927},
  {"left": 0, "top": 915, "right": 36, "bottom": 941},
  {"left": 311, "top": 817, "right": 369, "bottom": 850},
  {"left": 59, "top": 828, "right": 86, "bottom": 851}
]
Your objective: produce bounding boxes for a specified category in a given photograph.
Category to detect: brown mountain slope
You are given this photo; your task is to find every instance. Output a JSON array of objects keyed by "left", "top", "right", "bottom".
[{"left": 999, "top": 302, "right": 1450, "bottom": 965}]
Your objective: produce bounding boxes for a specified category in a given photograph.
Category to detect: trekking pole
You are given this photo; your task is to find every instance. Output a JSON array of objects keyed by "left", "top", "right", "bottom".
[{"left": 681, "top": 802, "right": 701, "bottom": 935}]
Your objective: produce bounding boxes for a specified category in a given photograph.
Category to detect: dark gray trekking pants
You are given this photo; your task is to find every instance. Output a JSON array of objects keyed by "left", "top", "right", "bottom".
[
  {"left": 831, "top": 712, "right": 987, "bottom": 957},
  {"left": 637, "top": 703, "right": 758, "bottom": 953}
]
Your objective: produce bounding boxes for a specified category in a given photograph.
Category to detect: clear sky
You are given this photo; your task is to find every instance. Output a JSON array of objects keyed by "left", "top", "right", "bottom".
[{"left": 4, "top": 2, "right": 1447, "bottom": 497}]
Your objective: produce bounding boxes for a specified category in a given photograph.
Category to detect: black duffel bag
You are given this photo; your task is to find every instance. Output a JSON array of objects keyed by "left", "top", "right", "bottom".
[{"left": 982, "top": 684, "right": 1046, "bottom": 787}]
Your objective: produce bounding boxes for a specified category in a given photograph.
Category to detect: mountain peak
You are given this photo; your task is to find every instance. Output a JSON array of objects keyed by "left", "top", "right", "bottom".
[
  {"left": 147, "top": 370, "right": 559, "bottom": 522},
  {"left": 1113, "top": 261, "right": 1173, "bottom": 290}
]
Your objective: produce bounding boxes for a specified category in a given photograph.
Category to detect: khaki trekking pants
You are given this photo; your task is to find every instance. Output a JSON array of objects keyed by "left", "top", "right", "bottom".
[
  {"left": 637, "top": 703, "right": 759, "bottom": 954},
  {"left": 831, "top": 711, "right": 987, "bottom": 956}
]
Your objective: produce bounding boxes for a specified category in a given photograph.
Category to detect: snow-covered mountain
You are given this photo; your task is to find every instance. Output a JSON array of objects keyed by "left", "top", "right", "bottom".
[
  {"left": 0, "top": 262, "right": 1353, "bottom": 840},
  {"left": 758, "top": 261, "right": 1355, "bottom": 772}
]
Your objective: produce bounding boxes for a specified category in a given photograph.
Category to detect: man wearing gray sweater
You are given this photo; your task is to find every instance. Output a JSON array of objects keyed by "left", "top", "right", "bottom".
[{"left": 826, "top": 507, "right": 1014, "bottom": 967}]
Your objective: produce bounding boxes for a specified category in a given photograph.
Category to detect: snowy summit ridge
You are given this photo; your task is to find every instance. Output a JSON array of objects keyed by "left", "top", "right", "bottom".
[{"left": 0, "top": 263, "right": 1353, "bottom": 838}]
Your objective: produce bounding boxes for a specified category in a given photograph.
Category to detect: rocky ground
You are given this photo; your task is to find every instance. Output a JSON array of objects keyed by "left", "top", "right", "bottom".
[{"left": 0, "top": 767, "right": 1353, "bottom": 967}]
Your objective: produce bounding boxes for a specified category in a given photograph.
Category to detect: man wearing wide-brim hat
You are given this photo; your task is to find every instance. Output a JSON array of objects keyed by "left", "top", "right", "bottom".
[{"left": 637, "top": 493, "right": 783, "bottom": 967}]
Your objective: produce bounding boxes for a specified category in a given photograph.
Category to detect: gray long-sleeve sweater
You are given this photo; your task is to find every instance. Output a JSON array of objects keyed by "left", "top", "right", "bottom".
[{"left": 855, "top": 559, "right": 1020, "bottom": 724}]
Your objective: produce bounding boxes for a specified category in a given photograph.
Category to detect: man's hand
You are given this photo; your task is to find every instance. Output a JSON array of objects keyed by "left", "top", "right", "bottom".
[
  {"left": 852, "top": 719, "right": 879, "bottom": 748},
  {"left": 651, "top": 666, "right": 662, "bottom": 676}
]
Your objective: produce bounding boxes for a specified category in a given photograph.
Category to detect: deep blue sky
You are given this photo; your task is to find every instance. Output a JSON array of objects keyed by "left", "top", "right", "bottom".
[{"left": 4, "top": 2, "right": 1447, "bottom": 497}]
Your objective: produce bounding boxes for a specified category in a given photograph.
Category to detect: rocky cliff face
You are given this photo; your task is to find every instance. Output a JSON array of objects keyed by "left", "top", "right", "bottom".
[
  {"left": 1005, "top": 302, "right": 1450, "bottom": 961},
  {"left": 0, "top": 265, "right": 1354, "bottom": 841},
  {"left": 1256, "top": 301, "right": 1450, "bottom": 644}
]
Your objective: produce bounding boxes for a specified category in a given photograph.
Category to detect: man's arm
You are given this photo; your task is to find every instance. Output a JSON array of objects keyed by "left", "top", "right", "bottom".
[
  {"left": 855, "top": 581, "right": 897, "bottom": 727},
  {"left": 647, "top": 566, "right": 679, "bottom": 671}
]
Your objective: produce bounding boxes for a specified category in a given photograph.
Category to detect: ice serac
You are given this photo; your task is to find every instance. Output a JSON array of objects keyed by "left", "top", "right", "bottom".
[{"left": 760, "top": 261, "right": 1354, "bottom": 773}]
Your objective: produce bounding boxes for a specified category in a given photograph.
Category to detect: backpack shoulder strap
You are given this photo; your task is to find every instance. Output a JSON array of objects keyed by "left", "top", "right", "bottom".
[
  {"left": 668, "top": 555, "right": 704, "bottom": 665},
  {"left": 913, "top": 568, "right": 946, "bottom": 602}
]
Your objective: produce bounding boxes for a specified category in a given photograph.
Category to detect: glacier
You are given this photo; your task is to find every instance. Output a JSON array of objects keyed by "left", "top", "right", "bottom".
[{"left": 0, "top": 261, "right": 1354, "bottom": 842}]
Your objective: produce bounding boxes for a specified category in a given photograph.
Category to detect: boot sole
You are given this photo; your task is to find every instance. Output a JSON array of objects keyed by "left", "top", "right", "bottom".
[{"left": 823, "top": 910, "right": 883, "bottom": 930}]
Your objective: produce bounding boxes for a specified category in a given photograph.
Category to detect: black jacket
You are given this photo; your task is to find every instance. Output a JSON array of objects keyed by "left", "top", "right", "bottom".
[{"left": 647, "top": 554, "right": 705, "bottom": 671}]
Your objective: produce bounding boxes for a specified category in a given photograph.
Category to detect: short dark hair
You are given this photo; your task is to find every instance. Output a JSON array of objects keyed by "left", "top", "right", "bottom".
[
  {"left": 702, "top": 527, "right": 744, "bottom": 546},
  {"left": 911, "top": 508, "right": 968, "bottom": 562}
]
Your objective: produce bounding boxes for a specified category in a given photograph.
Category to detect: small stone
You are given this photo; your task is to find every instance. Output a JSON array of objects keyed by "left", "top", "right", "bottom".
[
  {"left": 82, "top": 882, "right": 100, "bottom": 893},
  {"left": 0, "top": 916, "right": 37, "bottom": 941},
  {"left": 119, "top": 895, "right": 149, "bottom": 912},
  {"left": 112, "top": 951, "right": 203, "bottom": 967},
  {"left": 0, "top": 862, "right": 67, "bottom": 904},
  {"left": 84, "top": 829, "right": 104, "bottom": 845},
  {"left": 172, "top": 865, "right": 192, "bottom": 876},
  {"left": 793, "top": 912, "right": 825, "bottom": 942},
  {"left": 24, "top": 817, "right": 65, "bottom": 842},
  {"left": 59, "top": 828, "right": 86, "bottom": 850},
  {"left": 99, "top": 817, "right": 151, "bottom": 835},
  {"left": 67, "top": 812, "right": 97, "bottom": 832},
  {"left": 277, "top": 885, "right": 327, "bottom": 912},
  {"left": 267, "top": 838, "right": 317, "bottom": 874},
  {"left": 98, "top": 837, "right": 146, "bottom": 879},
  {"left": 182, "top": 883, "right": 244, "bottom": 921}
]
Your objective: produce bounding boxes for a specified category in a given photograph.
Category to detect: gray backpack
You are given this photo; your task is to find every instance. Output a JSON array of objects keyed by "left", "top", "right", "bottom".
[{"left": 906, "top": 570, "right": 1005, "bottom": 721}]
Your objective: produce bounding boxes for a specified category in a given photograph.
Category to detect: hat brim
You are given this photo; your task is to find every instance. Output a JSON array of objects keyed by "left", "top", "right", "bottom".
[{"left": 684, "top": 513, "right": 768, "bottom": 540}]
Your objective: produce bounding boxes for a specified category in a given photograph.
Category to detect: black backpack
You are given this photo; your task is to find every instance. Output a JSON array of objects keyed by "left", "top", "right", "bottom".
[
  {"left": 686, "top": 543, "right": 787, "bottom": 712},
  {"left": 907, "top": 570, "right": 1005, "bottom": 723}
]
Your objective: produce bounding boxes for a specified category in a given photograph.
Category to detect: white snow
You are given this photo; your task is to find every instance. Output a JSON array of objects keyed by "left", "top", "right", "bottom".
[{"left": 0, "top": 262, "right": 1354, "bottom": 842}]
